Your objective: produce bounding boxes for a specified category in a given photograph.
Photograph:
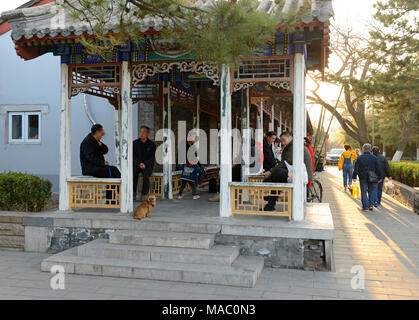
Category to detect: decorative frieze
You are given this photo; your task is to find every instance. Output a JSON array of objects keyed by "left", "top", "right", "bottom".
[
  {"left": 131, "top": 61, "right": 219, "bottom": 87},
  {"left": 233, "top": 82, "right": 255, "bottom": 92},
  {"left": 269, "top": 81, "right": 291, "bottom": 91}
]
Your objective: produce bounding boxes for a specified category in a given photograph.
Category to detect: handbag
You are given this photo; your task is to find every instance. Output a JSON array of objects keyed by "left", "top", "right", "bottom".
[{"left": 359, "top": 157, "right": 379, "bottom": 183}]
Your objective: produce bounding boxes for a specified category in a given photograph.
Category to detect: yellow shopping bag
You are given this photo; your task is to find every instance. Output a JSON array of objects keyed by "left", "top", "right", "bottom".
[{"left": 351, "top": 182, "right": 360, "bottom": 198}]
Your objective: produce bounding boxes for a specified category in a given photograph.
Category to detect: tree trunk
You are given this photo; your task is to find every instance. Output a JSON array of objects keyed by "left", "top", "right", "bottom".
[
  {"left": 391, "top": 109, "right": 416, "bottom": 162},
  {"left": 417, "top": 141, "right": 419, "bottom": 161}
]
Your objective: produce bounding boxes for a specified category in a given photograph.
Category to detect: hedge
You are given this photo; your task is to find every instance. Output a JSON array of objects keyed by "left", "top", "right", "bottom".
[
  {"left": 389, "top": 162, "right": 419, "bottom": 187},
  {"left": 0, "top": 172, "right": 52, "bottom": 212}
]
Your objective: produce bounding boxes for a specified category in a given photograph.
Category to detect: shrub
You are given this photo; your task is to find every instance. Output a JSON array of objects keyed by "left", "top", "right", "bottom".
[
  {"left": 389, "top": 162, "right": 419, "bottom": 187},
  {"left": 0, "top": 172, "right": 52, "bottom": 212}
]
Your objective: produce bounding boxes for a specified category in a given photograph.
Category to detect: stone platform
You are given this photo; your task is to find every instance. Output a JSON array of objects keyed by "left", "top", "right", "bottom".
[{"left": 0, "top": 193, "right": 334, "bottom": 287}]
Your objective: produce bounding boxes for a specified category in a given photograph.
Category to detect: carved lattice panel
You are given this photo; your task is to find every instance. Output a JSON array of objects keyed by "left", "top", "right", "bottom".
[
  {"left": 137, "top": 175, "right": 163, "bottom": 198},
  {"left": 69, "top": 181, "right": 120, "bottom": 210},
  {"left": 230, "top": 183, "right": 292, "bottom": 219},
  {"left": 132, "top": 83, "right": 160, "bottom": 101},
  {"left": 234, "top": 57, "right": 292, "bottom": 83},
  {"left": 70, "top": 64, "right": 121, "bottom": 98}
]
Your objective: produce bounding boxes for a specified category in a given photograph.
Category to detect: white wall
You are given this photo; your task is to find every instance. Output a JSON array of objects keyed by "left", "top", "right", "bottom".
[{"left": 0, "top": 31, "right": 134, "bottom": 191}]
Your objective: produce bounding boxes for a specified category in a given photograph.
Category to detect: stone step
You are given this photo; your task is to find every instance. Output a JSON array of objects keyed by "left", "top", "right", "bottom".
[
  {"left": 77, "top": 239, "right": 240, "bottom": 266},
  {"left": 41, "top": 248, "right": 264, "bottom": 287},
  {"left": 133, "top": 219, "right": 221, "bottom": 234},
  {"left": 87, "top": 217, "right": 221, "bottom": 234},
  {"left": 109, "top": 230, "right": 215, "bottom": 249}
]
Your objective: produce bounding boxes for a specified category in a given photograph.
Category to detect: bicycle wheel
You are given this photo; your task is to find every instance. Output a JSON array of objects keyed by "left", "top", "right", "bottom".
[{"left": 310, "top": 179, "right": 323, "bottom": 203}]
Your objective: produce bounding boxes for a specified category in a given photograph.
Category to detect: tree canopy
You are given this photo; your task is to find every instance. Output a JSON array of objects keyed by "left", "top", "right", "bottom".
[{"left": 63, "top": 0, "right": 309, "bottom": 66}]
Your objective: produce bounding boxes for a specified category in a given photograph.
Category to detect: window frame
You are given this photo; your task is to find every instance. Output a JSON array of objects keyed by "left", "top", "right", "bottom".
[{"left": 8, "top": 111, "right": 42, "bottom": 144}]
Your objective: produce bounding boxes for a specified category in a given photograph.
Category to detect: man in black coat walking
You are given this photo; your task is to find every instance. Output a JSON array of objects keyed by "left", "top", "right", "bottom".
[
  {"left": 372, "top": 146, "right": 391, "bottom": 206},
  {"left": 352, "top": 143, "right": 383, "bottom": 211},
  {"left": 80, "top": 124, "right": 121, "bottom": 178},
  {"left": 133, "top": 126, "right": 156, "bottom": 200}
]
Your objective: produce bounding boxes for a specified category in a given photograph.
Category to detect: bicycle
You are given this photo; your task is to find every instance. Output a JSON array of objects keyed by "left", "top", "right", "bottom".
[{"left": 307, "top": 173, "right": 323, "bottom": 203}]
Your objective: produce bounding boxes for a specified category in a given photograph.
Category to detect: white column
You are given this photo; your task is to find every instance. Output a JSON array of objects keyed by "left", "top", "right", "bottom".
[
  {"left": 219, "top": 65, "right": 232, "bottom": 217},
  {"left": 256, "top": 101, "right": 263, "bottom": 152},
  {"left": 59, "top": 63, "right": 71, "bottom": 211},
  {"left": 120, "top": 61, "right": 133, "bottom": 213},
  {"left": 269, "top": 105, "right": 274, "bottom": 131},
  {"left": 114, "top": 107, "right": 121, "bottom": 170},
  {"left": 195, "top": 94, "right": 200, "bottom": 130},
  {"left": 241, "top": 88, "right": 250, "bottom": 182},
  {"left": 292, "top": 53, "right": 306, "bottom": 221},
  {"left": 162, "top": 80, "right": 173, "bottom": 199},
  {"left": 278, "top": 110, "right": 282, "bottom": 135}
]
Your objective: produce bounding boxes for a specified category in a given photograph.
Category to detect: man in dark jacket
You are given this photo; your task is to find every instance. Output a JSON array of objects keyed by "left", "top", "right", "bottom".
[
  {"left": 269, "top": 132, "right": 313, "bottom": 183},
  {"left": 80, "top": 124, "right": 120, "bottom": 178},
  {"left": 372, "top": 146, "right": 391, "bottom": 206},
  {"left": 352, "top": 143, "right": 383, "bottom": 211},
  {"left": 133, "top": 126, "right": 156, "bottom": 200},
  {"left": 80, "top": 124, "right": 120, "bottom": 203},
  {"left": 263, "top": 131, "right": 278, "bottom": 172},
  {"left": 263, "top": 131, "right": 313, "bottom": 211}
]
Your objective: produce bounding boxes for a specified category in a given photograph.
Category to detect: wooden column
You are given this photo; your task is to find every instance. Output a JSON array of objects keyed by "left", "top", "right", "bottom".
[
  {"left": 241, "top": 88, "right": 250, "bottom": 182},
  {"left": 120, "top": 61, "right": 133, "bottom": 213},
  {"left": 292, "top": 53, "right": 306, "bottom": 221},
  {"left": 59, "top": 63, "right": 71, "bottom": 211},
  {"left": 162, "top": 80, "right": 173, "bottom": 199},
  {"left": 219, "top": 65, "right": 232, "bottom": 217}
]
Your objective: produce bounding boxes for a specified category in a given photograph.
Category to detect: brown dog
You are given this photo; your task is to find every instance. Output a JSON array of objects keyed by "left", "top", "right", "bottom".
[{"left": 133, "top": 195, "right": 156, "bottom": 220}]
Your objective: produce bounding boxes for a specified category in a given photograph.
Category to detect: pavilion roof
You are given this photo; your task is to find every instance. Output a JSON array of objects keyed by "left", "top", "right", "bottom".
[{"left": 1, "top": 0, "right": 333, "bottom": 42}]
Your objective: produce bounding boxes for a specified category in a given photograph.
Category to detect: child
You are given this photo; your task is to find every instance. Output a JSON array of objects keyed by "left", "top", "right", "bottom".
[{"left": 177, "top": 163, "right": 205, "bottom": 200}]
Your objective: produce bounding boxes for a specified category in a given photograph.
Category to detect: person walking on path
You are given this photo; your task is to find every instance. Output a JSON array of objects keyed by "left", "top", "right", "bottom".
[
  {"left": 338, "top": 144, "right": 357, "bottom": 191},
  {"left": 372, "top": 146, "right": 391, "bottom": 206},
  {"left": 352, "top": 143, "right": 383, "bottom": 212}
]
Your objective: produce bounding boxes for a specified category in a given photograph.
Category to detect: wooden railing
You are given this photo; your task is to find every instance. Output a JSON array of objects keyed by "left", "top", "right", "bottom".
[
  {"left": 230, "top": 182, "right": 292, "bottom": 219},
  {"left": 68, "top": 177, "right": 121, "bottom": 210},
  {"left": 137, "top": 166, "right": 219, "bottom": 198}
]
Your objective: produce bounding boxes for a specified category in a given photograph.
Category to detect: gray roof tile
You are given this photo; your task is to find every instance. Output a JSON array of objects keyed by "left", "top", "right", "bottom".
[{"left": 1, "top": 0, "right": 334, "bottom": 41}]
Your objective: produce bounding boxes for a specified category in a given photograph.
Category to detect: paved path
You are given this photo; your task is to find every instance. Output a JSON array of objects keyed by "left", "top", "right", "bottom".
[{"left": 0, "top": 167, "right": 418, "bottom": 300}]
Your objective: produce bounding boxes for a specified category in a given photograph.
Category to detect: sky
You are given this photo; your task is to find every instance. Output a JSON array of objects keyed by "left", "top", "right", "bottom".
[{"left": 1, "top": 0, "right": 378, "bottom": 138}]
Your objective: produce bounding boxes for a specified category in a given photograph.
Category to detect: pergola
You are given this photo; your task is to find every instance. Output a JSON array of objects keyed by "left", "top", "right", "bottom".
[{"left": 1, "top": 0, "right": 333, "bottom": 220}]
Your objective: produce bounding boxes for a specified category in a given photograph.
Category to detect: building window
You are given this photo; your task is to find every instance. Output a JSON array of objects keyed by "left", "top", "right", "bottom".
[{"left": 8, "top": 112, "right": 41, "bottom": 143}]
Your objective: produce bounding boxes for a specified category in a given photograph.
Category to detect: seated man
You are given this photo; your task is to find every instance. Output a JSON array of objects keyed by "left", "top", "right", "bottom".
[
  {"left": 80, "top": 124, "right": 120, "bottom": 203},
  {"left": 263, "top": 131, "right": 313, "bottom": 211},
  {"left": 80, "top": 124, "right": 120, "bottom": 179},
  {"left": 133, "top": 126, "right": 156, "bottom": 201}
]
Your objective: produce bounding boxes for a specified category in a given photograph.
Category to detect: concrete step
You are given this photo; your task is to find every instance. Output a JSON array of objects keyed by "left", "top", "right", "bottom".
[
  {"left": 109, "top": 230, "right": 215, "bottom": 249},
  {"left": 133, "top": 219, "right": 221, "bottom": 234},
  {"left": 41, "top": 248, "right": 264, "bottom": 287},
  {"left": 77, "top": 239, "right": 240, "bottom": 265},
  {"left": 85, "top": 217, "right": 221, "bottom": 234}
]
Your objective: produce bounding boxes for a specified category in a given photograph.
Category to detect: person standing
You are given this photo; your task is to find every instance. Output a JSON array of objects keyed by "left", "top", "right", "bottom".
[
  {"left": 263, "top": 131, "right": 278, "bottom": 172},
  {"left": 352, "top": 143, "right": 383, "bottom": 212},
  {"left": 338, "top": 144, "right": 357, "bottom": 191},
  {"left": 372, "top": 146, "right": 391, "bottom": 206},
  {"left": 133, "top": 126, "right": 156, "bottom": 201}
]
